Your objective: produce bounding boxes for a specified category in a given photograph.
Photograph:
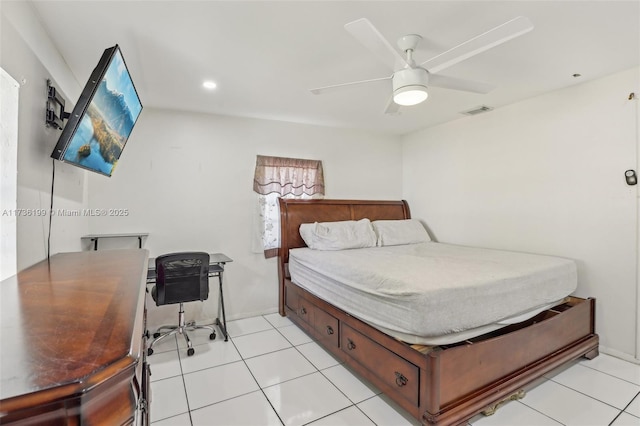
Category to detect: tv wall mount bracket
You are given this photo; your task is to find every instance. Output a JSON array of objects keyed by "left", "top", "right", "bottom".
[{"left": 46, "top": 79, "right": 70, "bottom": 130}]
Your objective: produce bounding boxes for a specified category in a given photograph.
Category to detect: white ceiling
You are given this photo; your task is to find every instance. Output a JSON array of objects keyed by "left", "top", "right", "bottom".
[{"left": 30, "top": 0, "right": 640, "bottom": 136}]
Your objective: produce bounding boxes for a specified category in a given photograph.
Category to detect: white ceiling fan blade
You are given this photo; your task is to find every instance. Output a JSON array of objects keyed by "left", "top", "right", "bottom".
[
  {"left": 345, "top": 18, "right": 409, "bottom": 71},
  {"left": 384, "top": 96, "right": 402, "bottom": 115},
  {"left": 429, "top": 73, "right": 496, "bottom": 94},
  {"left": 420, "top": 16, "right": 534, "bottom": 74},
  {"left": 310, "top": 76, "right": 391, "bottom": 95}
]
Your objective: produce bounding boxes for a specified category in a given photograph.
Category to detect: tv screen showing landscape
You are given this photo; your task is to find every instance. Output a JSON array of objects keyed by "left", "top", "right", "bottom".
[{"left": 51, "top": 45, "right": 142, "bottom": 177}]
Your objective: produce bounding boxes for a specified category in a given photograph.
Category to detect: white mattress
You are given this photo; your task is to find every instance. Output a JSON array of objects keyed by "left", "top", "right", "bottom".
[{"left": 288, "top": 242, "right": 577, "bottom": 345}]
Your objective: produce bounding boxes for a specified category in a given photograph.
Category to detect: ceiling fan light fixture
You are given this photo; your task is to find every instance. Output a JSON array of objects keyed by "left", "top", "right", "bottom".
[
  {"left": 392, "top": 67, "right": 429, "bottom": 106},
  {"left": 393, "top": 85, "right": 428, "bottom": 106}
]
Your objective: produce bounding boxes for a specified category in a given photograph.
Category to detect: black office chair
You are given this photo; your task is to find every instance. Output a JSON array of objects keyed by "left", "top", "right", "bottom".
[{"left": 147, "top": 252, "right": 216, "bottom": 357}]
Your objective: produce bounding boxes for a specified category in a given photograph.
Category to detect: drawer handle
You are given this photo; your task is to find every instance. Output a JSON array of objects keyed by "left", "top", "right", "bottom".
[
  {"left": 347, "top": 339, "right": 356, "bottom": 350},
  {"left": 326, "top": 326, "right": 334, "bottom": 335},
  {"left": 299, "top": 307, "right": 307, "bottom": 315},
  {"left": 395, "top": 372, "right": 408, "bottom": 387}
]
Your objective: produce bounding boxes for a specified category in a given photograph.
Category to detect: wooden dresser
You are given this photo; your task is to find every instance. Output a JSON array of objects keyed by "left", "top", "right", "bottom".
[{"left": 0, "top": 249, "right": 150, "bottom": 425}]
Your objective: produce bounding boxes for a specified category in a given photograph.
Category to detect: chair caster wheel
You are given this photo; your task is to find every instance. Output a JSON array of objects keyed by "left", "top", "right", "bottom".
[
  {"left": 187, "top": 348, "right": 195, "bottom": 356},
  {"left": 209, "top": 332, "right": 216, "bottom": 340},
  {"left": 153, "top": 332, "right": 161, "bottom": 338},
  {"left": 147, "top": 348, "right": 154, "bottom": 356}
]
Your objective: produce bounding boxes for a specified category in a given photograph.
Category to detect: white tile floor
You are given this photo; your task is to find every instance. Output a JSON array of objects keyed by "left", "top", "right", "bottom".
[{"left": 148, "top": 313, "right": 640, "bottom": 426}]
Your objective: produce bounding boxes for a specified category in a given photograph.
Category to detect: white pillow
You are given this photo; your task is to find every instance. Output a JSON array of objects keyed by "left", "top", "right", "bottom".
[
  {"left": 299, "top": 222, "right": 316, "bottom": 247},
  {"left": 299, "top": 219, "right": 377, "bottom": 250},
  {"left": 372, "top": 219, "right": 431, "bottom": 246}
]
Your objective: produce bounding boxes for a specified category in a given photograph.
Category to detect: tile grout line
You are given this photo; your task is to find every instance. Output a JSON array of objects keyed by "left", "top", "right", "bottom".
[
  {"left": 175, "top": 337, "right": 195, "bottom": 426},
  {"left": 547, "top": 375, "right": 639, "bottom": 412},
  {"left": 147, "top": 335, "right": 193, "bottom": 425},
  {"left": 618, "top": 390, "right": 640, "bottom": 419},
  {"left": 178, "top": 330, "right": 287, "bottom": 425},
  {"left": 272, "top": 318, "right": 375, "bottom": 425},
  {"left": 151, "top": 316, "right": 640, "bottom": 426},
  {"left": 281, "top": 322, "right": 383, "bottom": 426},
  {"left": 579, "top": 362, "right": 640, "bottom": 387},
  {"left": 505, "top": 400, "right": 566, "bottom": 426},
  {"left": 235, "top": 317, "right": 287, "bottom": 426}
]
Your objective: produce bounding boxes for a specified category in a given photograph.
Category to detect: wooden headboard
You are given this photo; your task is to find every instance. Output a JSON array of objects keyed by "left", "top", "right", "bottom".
[{"left": 277, "top": 199, "right": 410, "bottom": 314}]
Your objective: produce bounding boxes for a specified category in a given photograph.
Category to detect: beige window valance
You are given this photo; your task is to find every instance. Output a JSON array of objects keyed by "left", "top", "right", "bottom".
[{"left": 253, "top": 155, "right": 325, "bottom": 196}]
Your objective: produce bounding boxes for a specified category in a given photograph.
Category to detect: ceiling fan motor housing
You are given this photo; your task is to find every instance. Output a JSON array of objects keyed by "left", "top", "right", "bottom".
[{"left": 393, "top": 68, "right": 429, "bottom": 92}]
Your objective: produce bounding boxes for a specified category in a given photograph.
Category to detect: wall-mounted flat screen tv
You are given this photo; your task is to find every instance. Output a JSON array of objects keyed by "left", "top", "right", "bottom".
[{"left": 51, "top": 45, "right": 142, "bottom": 177}]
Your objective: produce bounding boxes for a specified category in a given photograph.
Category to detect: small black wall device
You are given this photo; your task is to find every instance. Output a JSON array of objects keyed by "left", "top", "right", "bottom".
[{"left": 625, "top": 170, "right": 637, "bottom": 186}]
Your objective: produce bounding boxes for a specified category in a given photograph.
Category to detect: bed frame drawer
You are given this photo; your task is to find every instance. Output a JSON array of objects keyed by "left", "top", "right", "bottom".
[
  {"left": 284, "top": 281, "right": 298, "bottom": 312},
  {"left": 285, "top": 283, "right": 314, "bottom": 326},
  {"left": 313, "top": 308, "right": 339, "bottom": 348},
  {"left": 341, "top": 323, "right": 419, "bottom": 406}
]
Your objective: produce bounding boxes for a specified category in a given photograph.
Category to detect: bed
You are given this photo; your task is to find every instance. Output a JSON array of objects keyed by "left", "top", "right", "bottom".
[{"left": 277, "top": 199, "right": 599, "bottom": 426}]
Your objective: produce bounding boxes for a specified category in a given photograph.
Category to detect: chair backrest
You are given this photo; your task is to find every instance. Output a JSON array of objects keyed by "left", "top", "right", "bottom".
[{"left": 154, "top": 252, "right": 210, "bottom": 306}]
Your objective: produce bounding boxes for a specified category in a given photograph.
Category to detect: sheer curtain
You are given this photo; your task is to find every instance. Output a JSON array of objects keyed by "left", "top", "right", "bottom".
[{"left": 252, "top": 155, "right": 324, "bottom": 258}]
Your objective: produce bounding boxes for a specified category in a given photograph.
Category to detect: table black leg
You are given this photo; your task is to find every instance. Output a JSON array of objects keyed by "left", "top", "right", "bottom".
[
  {"left": 215, "top": 271, "right": 229, "bottom": 341},
  {"left": 93, "top": 239, "right": 98, "bottom": 251}
]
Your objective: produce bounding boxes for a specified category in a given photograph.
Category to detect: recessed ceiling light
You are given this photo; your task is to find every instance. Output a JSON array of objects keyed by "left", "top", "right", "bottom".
[{"left": 203, "top": 80, "right": 217, "bottom": 90}]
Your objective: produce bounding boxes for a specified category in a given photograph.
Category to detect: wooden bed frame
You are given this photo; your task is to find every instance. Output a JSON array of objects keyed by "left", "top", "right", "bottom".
[{"left": 277, "top": 199, "right": 599, "bottom": 426}]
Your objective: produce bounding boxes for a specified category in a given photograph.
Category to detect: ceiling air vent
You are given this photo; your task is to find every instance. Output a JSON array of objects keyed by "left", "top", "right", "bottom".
[{"left": 461, "top": 105, "right": 494, "bottom": 116}]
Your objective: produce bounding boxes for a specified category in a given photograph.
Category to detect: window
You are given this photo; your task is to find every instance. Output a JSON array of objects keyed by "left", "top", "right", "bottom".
[{"left": 252, "top": 155, "right": 324, "bottom": 258}]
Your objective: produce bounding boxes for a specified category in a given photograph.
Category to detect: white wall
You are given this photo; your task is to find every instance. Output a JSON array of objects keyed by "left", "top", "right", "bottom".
[
  {"left": 5, "top": 0, "right": 637, "bottom": 360},
  {"left": 0, "top": 68, "right": 20, "bottom": 280},
  {"left": 402, "top": 67, "right": 639, "bottom": 359},
  {"left": 87, "top": 108, "right": 403, "bottom": 327},
  {"left": 1, "top": 0, "right": 403, "bottom": 328},
  {"left": 1, "top": 4, "right": 88, "bottom": 271}
]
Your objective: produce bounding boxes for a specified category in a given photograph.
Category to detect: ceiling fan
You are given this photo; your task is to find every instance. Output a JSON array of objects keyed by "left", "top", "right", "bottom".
[{"left": 310, "top": 16, "right": 534, "bottom": 114}]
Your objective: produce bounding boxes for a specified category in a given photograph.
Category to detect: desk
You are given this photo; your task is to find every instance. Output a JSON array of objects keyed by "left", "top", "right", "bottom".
[
  {"left": 0, "top": 249, "right": 150, "bottom": 425},
  {"left": 147, "top": 253, "right": 232, "bottom": 341},
  {"left": 82, "top": 232, "right": 149, "bottom": 250}
]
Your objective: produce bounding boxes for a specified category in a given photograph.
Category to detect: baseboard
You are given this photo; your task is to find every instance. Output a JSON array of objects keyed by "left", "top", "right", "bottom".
[
  {"left": 225, "top": 308, "right": 280, "bottom": 322},
  {"left": 600, "top": 345, "right": 640, "bottom": 365}
]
